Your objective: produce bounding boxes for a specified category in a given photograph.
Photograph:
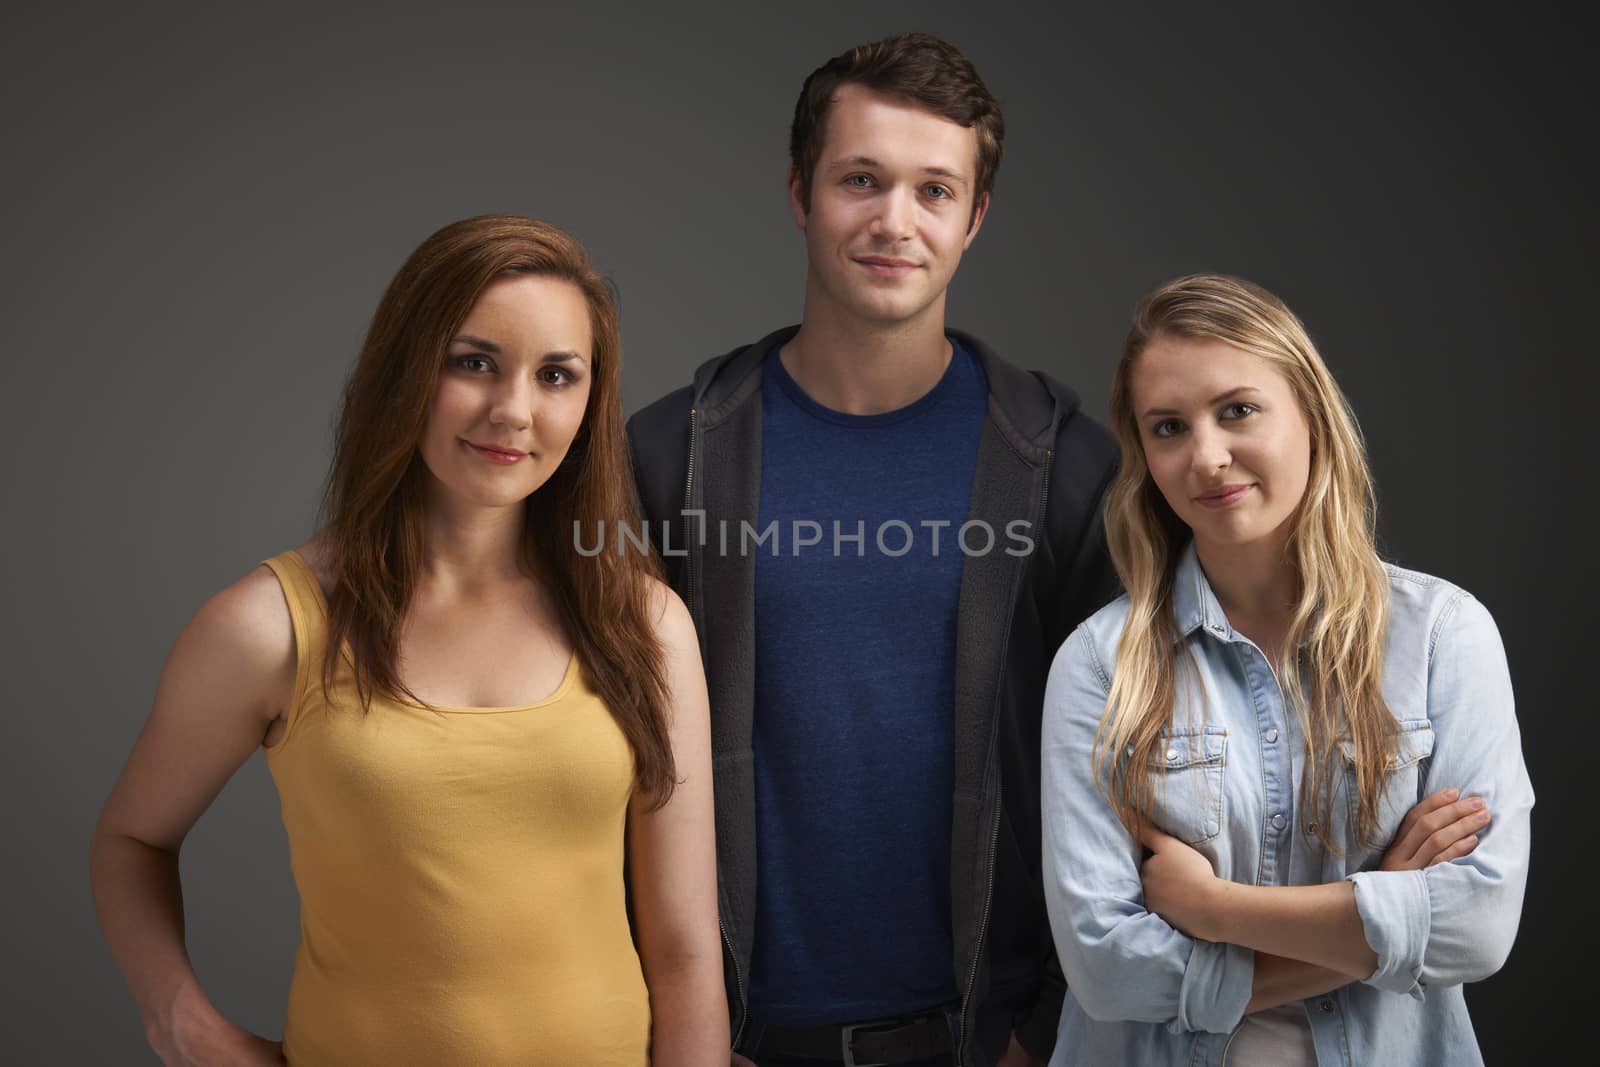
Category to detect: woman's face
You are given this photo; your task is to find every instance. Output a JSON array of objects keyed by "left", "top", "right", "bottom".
[
  {"left": 418, "top": 274, "right": 594, "bottom": 511},
  {"left": 1130, "top": 335, "right": 1312, "bottom": 562}
]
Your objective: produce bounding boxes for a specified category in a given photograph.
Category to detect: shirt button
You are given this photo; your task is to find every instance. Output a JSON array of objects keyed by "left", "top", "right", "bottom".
[
  {"left": 1166, "top": 748, "right": 1180, "bottom": 762},
  {"left": 1265, "top": 728, "right": 1279, "bottom": 743},
  {"left": 1271, "top": 813, "right": 1286, "bottom": 830},
  {"left": 1319, "top": 999, "right": 1335, "bottom": 1013},
  {"left": 1210, "top": 623, "right": 1226, "bottom": 635}
]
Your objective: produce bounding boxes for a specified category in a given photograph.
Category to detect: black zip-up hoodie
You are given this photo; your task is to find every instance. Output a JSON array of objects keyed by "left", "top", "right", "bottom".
[{"left": 626, "top": 326, "right": 1119, "bottom": 1065}]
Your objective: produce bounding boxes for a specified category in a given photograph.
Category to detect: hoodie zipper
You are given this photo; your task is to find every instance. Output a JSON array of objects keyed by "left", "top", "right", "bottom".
[
  {"left": 683, "top": 406, "right": 750, "bottom": 1044},
  {"left": 682, "top": 407, "right": 699, "bottom": 620},
  {"left": 955, "top": 447, "right": 1052, "bottom": 1064}
]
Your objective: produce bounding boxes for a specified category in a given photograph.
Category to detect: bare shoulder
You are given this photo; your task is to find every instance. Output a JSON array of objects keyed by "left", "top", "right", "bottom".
[
  {"left": 168, "top": 548, "right": 311, "bottom": 714},
  {"left": 643, "top": 575, "right": 695, "bottom": 649},
  {"left": 100, "top": 560, "right": 302, "bottom": 847},
  {"left": 189, "top": 564, "right": 294, "bottom": 662}
]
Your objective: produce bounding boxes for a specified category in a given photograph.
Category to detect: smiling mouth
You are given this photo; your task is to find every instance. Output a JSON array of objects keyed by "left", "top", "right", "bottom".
[
  {"left": 853, "top": 256, "right": 919, "bottom": 275},
  {"left": 465, "top": 441, "right": 528, "bottom": 464},
  {"left": 1194, "top": 484, "right": 1254, "bottom": 508}
]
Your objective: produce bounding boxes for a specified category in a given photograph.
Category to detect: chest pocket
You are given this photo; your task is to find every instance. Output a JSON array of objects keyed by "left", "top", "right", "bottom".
[
  {"left": 1334, "top": 718, "right": 1435, "bottom": 866},
  {"left": 1146, "top": 726, "right": 1228, "bottom": 845}
]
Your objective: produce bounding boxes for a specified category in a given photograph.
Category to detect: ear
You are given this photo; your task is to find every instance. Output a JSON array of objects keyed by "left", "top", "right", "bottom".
[
  {"left": 786, "top": 164, "right": 808, "bottom": 230},
  {"left": 962, "top": 191, "right": 991, "bottom": 250}
]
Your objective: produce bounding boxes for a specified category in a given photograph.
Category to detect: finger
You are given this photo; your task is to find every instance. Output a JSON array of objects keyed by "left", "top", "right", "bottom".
[
  {"left": 1395, "top": 787, "right": 1460, "bottom": 841},
  {"left": 1420, "top": 807, "right": 1491, "bottom": 865},
  {"left": 1135, "top": 818, "right": 1177, "bottom": 851},
  {"left": 1410, "top": 798, "right": 1488, "bottom": 856},
  {"left": 1430, "top": 833, "right": 1480, "bottom": 865},
  {"left": 1392, "top": 793, "right": 1478, "bottom": 863}
]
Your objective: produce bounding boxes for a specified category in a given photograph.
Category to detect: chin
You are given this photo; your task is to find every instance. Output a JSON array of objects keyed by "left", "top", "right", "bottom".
[
  {"left": 1189, "top": 515, "right": 1261, "bottom": 545},
  {"left": 451, "top": 473, "right": 549, "bottom": 509},
  {"left": 854, "top": 296, "right": 928, "bottom": 325}
]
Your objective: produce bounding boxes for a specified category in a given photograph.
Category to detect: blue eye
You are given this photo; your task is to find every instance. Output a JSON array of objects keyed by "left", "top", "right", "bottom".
[
  {"left": 924, "top": 184, "right": 950, "bottom": 199},
  {"left": 845, "top": 174, "right": 874, "bottom": 188}
]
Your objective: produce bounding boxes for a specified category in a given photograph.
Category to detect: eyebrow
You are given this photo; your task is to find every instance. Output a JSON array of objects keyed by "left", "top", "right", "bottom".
[
  {"left": 1141, "top": 386, "right": 1263, "bottom": 418},
  {"left": 449, "top": 336, "right": 587, "bottom": 365},
  {"left": 824, "top": 155, "right": 971, "bottom": 189},
  {"left": 450, "top": 333, "right": 501, "bottom": 354}
]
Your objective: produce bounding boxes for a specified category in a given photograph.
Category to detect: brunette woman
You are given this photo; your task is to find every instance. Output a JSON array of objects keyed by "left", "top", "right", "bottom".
[
  {"left": 90, "top": 215, "right": 727, "bottom": 1065},
  {"left": 1041, "top": 274, "right": 1532, "bottom": 1065}
]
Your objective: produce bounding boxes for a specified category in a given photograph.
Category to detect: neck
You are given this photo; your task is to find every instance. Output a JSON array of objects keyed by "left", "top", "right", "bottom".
[
  {"left": 418, "top": 491, "right": 529, "bottom": 589},
  {"left": 780, "top": 282, "right": 952, "bottom": 414},
  {"left": 1193, "top": 535, "right": 1300, "bottom": 647}
]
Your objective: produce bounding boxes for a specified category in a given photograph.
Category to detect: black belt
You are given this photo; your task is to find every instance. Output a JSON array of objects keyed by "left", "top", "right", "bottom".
[{"left": 746, "top": 1010, "right": 957, "bottom": 1066}]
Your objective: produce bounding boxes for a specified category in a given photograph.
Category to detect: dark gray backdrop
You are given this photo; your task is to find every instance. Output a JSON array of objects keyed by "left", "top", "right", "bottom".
[{"left": 3, "top": 1, "right": 1589, "bottom": 1061}]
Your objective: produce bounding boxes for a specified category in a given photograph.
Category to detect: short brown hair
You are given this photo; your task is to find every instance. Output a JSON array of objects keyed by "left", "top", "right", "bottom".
[{"left": 789, "top": 32, "right": 1004, "bottom": 214}]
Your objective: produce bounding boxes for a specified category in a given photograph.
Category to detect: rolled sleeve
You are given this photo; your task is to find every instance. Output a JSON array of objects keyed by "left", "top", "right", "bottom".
[
  {"left": 1042, "top": 626, "right": 1252, "bottom": 1034},
  {"left": 1348, "top": 868, "right": 1430, "bottom": 997},
  {"left": 1349, "top": 590, "right": 1532, "bottom": 997},
  {"left": 1173, "top": 939, "right": 1255, "bottom": 1033}
]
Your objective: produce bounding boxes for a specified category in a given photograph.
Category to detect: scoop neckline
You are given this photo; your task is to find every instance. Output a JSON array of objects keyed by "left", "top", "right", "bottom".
[
  {"left": 283, "top": 549, "right": 583, "bottom": 714},
  {"left": 402, "top": 652, "right": 580, "bottom": 714}
]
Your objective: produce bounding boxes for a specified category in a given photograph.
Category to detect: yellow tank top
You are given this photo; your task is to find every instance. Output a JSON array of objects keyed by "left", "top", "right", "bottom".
[{"left": 261, "top": 551, "right": 649, "bottom": 1066}]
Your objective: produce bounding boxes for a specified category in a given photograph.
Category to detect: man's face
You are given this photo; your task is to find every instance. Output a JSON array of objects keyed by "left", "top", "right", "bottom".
[{"left": 790, "top": 84, "right": 989, "bottom": 330}]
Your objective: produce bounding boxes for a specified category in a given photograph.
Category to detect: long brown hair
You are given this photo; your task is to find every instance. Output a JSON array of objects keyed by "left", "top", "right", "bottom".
[
  {"left": 1097, "top": 274, "right": 1394, "bottom": 852},
  {"left": 320, "top": 214, "right": 676, "bottom": 807}
]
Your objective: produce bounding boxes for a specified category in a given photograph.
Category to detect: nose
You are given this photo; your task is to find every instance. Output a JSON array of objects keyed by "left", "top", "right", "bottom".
[
  {"left": 869, "top": 184, "right": 917, "bottom": 242},
  {"left": 1189, "top": 423, "right": 1231, "bottom": 476},
  {"left": 487, "top": 373, "right": 533, "bottom": 432}
]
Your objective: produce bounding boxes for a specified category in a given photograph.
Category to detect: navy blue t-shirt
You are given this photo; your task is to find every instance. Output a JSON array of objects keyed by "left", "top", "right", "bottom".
[{"left": 747, "top": 340, "right": 987, "bottom": 1024}]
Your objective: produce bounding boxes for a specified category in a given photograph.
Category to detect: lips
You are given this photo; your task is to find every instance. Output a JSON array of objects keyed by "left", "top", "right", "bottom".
[
  {"left": 1194, "top": 484, "right": 1254, "bottom": 508},
  {"left": 465, "top": 441, "right": 527, "bottom": 464},
  {"left": 853, "top": 255, "right": 919, "bottom": 275}
]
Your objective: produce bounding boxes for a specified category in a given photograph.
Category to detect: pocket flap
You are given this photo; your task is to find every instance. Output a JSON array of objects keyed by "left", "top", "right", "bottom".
[
  {"left": 1150, "top": 727, "right": 1228, "bottom": 769},
  {"left": 1338, "top": 718, "right": 1434, "bottom": 769}
]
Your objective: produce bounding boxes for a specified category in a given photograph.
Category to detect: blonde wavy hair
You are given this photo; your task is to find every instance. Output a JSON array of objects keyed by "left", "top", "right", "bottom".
[{"left": 1096, "top": 273, "right": 1395, "bottom": 853}]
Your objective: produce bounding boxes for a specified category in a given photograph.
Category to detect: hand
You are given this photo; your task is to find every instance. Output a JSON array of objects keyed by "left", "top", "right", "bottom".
[
  {"left": 1137, "top": 821, "right": 1222, "bottom": 940},
  {"left": 1379, "top": 787, "right": 1490, "bottom": 871},
  {"left": 150, "top": 980, "right": 284, "bottom": 1067},
  {"left": 996, "top": 1031, "right": 1046, "bottom": 1067},
  {"left": 731, "top": 1053, "right": 758, "bottom": 1067}
]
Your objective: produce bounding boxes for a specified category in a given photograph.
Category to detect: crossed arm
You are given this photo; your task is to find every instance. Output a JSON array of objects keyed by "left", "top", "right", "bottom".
[
  {"left": 1139, "top": 787, "right": 1490, "bottom": 1014},
  {"left": 1042, "top": 599, "right": 1532, "bottom": 1032}
]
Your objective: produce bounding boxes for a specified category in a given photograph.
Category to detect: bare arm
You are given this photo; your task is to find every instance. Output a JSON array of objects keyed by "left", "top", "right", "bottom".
[
  {"left": 89, "top": 567, "right": 295, "bottom": 1066},
  {"left": 1203, "top": 879, "right": 1377, "bottom": 980},
  {"left": 1244, "top": 953, "right": 1352, "bottom": 1013},
  {"left": 628, "top": 585, "right": 729, "bottom": 1065}
]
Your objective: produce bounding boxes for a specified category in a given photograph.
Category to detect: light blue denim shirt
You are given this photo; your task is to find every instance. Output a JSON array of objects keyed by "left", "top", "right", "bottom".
[{"left": 1040, "top": 542, "right": 1533, "bottom": 1066}]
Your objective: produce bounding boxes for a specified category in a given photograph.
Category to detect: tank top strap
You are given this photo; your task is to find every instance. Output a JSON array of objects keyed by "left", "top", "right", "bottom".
[{"left": 262, "top": 550, "right": 333, "bottom": 747}]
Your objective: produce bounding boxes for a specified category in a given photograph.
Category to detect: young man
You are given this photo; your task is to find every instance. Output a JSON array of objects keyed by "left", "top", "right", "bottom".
[{"left": 627, "top": 33, "right": 1118, "bottom": 1067}]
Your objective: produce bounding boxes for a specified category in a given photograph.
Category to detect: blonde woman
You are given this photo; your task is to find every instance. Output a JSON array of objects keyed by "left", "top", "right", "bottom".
[{"left": 1040, "top": 275, "right": 1532, "bottom": 1066}]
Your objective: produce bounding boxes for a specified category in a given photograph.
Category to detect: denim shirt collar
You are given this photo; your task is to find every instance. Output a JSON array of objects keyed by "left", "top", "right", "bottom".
[{"left": 1171, "top": 540, "right": 1232, "bottom": 644}]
